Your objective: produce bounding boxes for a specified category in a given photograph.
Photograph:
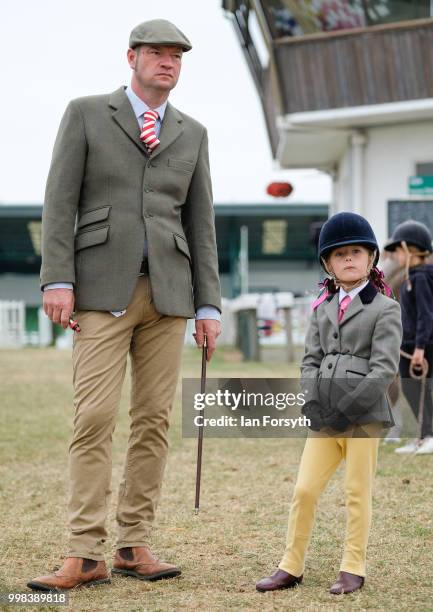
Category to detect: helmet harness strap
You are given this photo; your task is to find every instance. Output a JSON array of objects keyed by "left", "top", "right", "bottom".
[
  {"left": 321, "top": 249, "right": 377, "bottom": 294},
  {"left": 401, "top": 240, "right": 430, "bottom": 292}
]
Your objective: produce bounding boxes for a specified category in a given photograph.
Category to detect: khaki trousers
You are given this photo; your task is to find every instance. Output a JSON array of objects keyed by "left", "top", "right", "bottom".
[
  {"left": 68, "top": 275, "right": 187, "bottom": 561},
  {"left": 279, "top": 423, "right": 380, "bottom": 578}
]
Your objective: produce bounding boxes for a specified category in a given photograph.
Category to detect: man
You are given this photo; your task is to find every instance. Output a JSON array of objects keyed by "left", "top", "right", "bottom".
[{"left": 28, "top": 19, "right": 221, "bottom": 591}]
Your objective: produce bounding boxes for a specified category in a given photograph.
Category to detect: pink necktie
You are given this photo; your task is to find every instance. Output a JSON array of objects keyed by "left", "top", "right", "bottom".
[
  {"left": 338, "top": 295, "right": 352, "bottom": 323},
  {"left": 140, "top": 110, "right": 160, "bottom": 153}
]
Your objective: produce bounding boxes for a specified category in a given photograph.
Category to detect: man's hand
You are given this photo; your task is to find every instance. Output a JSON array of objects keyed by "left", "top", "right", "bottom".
[
  {"left": 193, "top": 319, "right": 221, "bottom": 361},
  {"left": 43, "top": 289, "right": 75, "bottom": 329},
  {"left": 411, "top": 347, "right": 425, "bottom": 370}
]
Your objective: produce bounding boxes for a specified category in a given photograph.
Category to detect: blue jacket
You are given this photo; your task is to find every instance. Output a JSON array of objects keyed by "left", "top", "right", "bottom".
[{"left": 400, "top": 264, "right": 433, "bottom": 349}]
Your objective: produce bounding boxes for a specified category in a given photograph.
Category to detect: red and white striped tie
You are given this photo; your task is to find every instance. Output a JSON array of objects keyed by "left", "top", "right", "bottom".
[{"left": 140, "top": 110, "right": 160, "bottom": 153}]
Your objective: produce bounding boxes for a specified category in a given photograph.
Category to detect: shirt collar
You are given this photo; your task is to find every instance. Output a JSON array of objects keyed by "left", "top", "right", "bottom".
[
  {"left": 339, "top": 279, "right": 369, "bottom": 303},
  {"left": 125, "top": 85, "right": 168, "bottom": 122}
]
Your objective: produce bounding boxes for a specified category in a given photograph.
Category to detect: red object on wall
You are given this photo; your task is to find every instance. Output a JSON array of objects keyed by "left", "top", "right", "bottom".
[{"left": 266, "top": 182, "right": 294, "bottom": 198}]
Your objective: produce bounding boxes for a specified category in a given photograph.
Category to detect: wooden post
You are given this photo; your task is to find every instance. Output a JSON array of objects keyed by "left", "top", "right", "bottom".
[{"left": 237, "top": 308, "right": 260, "bottom": 361}]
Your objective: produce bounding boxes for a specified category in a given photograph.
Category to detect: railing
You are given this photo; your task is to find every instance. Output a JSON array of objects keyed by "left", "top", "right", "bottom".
[
  {"left": 224, "top": 1, "right": 433, "bottom": 153},
  {"left": 274, "top": 19, "right": 433, "bottom": 113}
]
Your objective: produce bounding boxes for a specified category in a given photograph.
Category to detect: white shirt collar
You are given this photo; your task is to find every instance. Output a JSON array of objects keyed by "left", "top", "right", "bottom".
[
  {"left": 339, "top": 279, "right": 369, "bottom": 303},
  {"left": 125, "top": 85, "right": 168, "bottom": 121}
]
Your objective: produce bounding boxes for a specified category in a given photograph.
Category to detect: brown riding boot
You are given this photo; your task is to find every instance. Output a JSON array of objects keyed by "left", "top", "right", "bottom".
[
  {"left": 112, "top": 546, "right": 181, "bottom": 581},
  {"left": 27, "top": 557, "right": 110, "bottom": 591}
]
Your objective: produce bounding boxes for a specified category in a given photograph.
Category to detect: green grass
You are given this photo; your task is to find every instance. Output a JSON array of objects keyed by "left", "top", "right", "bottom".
[{"left": 0, "top": 347, "right": 432, "bottom": 611}]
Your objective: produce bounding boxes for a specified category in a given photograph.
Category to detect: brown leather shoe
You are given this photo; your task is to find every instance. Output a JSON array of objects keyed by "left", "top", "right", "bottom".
[
  {"left": 112, "top": 546, "right": 181, "bottom": 581},
  {"left": 330, "top": 571, "right": 364, "bottom": 594},
  {"left": 256, "top": 569, "right": 303, "bottom": 592},
  {"left": 27, "top": 557, "right": 110, "bottom": 591}
]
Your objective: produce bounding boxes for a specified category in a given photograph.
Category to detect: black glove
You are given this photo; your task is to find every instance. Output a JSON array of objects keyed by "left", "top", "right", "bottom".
[
  {"left": 301, "top": 401, "right": 324, "bottom": 432},
  {"left": 324, "top": 410, "right": 351, "bottom": 432}
]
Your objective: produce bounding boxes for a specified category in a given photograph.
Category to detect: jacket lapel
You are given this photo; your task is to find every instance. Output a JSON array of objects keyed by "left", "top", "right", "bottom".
[
  {"left": 109, "top": 87, "right": 147, "bottom": 156},
  {"left": 108, "top": 90, "right": 184, "bottom": 159},
  {"left": 339, "top": 281, "right": 378, "bottom": 326},
  {"left": 339, "top": 295, "right": 364, "bottom": 327},
  {"left": 358, "top": 281, "right": 378, "bottom": 305},
  {"left": 324, "top": 293, "right": 339, "bottom": 329},
  {"left": 149, "top": 102, "right": 184, "bottom": 161},
  {"left": 323, "top": 280, "right": 378, "bottom": 329}
]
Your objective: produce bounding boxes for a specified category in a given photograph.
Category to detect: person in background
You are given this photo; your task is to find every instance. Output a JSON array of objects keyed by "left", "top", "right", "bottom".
[
  {"left": 380, "top": 245, "right": 406, "bottom": 442},
  {"left": 384, "top": 220, "right": 433, "bottom": 455}
]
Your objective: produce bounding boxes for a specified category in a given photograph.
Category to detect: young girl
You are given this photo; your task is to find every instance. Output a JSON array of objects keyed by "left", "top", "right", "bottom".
[
  {"left": 256, "top": 212, "right": 402, "bottom": 595},
  {"left": 384, "top": 220, "right": 433, "bottom": 455}
]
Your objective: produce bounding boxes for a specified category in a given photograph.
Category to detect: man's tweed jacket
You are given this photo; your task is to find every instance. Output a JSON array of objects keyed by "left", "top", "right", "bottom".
[{"left": 40, "top": 86, "right": 222, "bottom": 317}]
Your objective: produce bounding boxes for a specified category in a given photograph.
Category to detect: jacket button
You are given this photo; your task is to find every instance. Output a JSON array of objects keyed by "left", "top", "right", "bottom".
[
  {"left": 328, "top": 363, "right": 332, "bottom": 369},
  {"left": 333, "top": 332, "right": 338, "bottom": 339}
]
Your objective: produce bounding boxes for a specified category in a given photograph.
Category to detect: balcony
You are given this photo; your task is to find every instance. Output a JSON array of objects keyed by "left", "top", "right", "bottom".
[
  {"left": 274, "top": 18, "right": 433, "bottom": 114},
  {"left": 223, "top": 1, "right": 433, "bottom": 164}
]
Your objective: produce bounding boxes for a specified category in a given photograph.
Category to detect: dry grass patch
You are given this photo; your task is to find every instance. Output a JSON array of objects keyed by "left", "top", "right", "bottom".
[{"left": 0, "top": 347, "right": 431, "bottom": 611}]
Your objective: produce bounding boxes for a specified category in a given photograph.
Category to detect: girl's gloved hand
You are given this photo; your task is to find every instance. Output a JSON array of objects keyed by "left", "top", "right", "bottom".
[{"left": 301, "top": 401, "right": 324, "bottom": 431}]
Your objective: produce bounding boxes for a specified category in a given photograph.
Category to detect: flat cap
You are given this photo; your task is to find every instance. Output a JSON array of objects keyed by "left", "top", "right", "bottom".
[{"left": 129, "top": 19, "right": 192, "bottom": 52}]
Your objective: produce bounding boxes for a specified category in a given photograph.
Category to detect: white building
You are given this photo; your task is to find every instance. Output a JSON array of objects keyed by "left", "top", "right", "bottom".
[{"left": 224, "top": 0, "right": 433, "bottom": 245}]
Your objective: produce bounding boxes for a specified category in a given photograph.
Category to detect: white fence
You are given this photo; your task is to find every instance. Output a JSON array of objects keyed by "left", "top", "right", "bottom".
[
  {"left": 291, "top": 296, "right": 315, "bottom": 346},
  {"left": 1, "top": 295, "right": 315, "bottom": 352},
  {"left": 184, "top": 294, "right": 315, "bottom": 351},
  {"left": 0, "top": 300, "right": 26, "bottom": 348}
]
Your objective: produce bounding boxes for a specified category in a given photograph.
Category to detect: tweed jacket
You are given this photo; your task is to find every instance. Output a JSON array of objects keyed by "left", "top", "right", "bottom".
[
  {"left": 301, "top": 281, "right": 402, "bottom": 429},
  {"left": 40, "top": 86, "right": 222, "bottom": 317}
]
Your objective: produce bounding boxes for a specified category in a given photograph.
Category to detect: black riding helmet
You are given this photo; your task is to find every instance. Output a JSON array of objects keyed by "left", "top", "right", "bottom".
[
  {"left": 318, "top": 212, "right": 379, "bottom": 267},
  {"left": 384, "top": 220, "right": 433, "bottom": 253}
]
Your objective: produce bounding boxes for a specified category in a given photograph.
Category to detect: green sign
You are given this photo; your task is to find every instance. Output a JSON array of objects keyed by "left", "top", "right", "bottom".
[{"left": 409, "top": 176, "right": 433, "bottom": 195}]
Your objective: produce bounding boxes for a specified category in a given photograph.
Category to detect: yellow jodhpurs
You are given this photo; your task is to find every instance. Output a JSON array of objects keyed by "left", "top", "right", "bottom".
[{"left": 279, "top": 423, "right": 381, "bottom": 578}]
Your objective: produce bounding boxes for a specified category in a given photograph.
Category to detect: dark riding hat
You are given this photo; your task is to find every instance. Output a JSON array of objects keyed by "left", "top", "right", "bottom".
[
  {"left": 384, "top": 220, "right": 433, "bottom": 253},
  {"left": 318, "top": 212, "right": 379, "bottom": 266}
]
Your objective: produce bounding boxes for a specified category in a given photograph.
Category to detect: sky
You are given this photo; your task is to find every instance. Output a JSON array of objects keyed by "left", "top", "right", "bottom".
[{"left": 0, "top": 0, "right": 331, "bottom": 205}]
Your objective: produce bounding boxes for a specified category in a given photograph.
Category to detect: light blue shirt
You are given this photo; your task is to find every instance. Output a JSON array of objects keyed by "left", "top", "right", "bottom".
[
  {"left": 125, "top": 85, "right": 167, "bottom": 135},
  {"left": 44, "top": 86, "right": 220, "bottom": 321}
]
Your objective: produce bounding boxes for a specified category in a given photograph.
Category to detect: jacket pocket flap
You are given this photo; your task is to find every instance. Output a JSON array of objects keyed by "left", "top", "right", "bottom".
[
  {"left": 345, "top": 369, "right": 366, "bottom": 388},
  {"left": 173, "top": 233, "right": 191, "bottom": 261},
  {"left": 346, "top": 369, "right": 366, "bottom": 377},
  {"left": 168, "top": 158, "right": 195, "bottom": 172},
  {"left": 75, "top": 226, "right": 109, "bottom": 251},
  {"left": 77, "top": 206, "right": 111, "bottom": 229}
]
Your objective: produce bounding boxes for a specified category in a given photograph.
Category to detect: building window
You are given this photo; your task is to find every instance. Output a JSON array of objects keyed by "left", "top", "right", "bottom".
[
  {"left": 27, "top": 221, "right": 42, "bottom": 256},
  {"left": 260, "top": 1, "right": 431, "bottom": 39},
  {"left": 416, "top": 162, "right": 433, "bottom": 176},
  {"left": 262, "top": 219, "right": 288, "bottom": 254}
]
